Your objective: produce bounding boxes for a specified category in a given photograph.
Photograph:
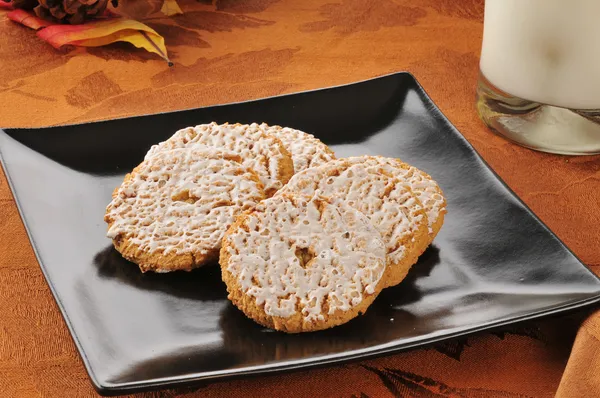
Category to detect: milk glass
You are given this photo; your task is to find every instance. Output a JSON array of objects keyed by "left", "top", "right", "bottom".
[{"left": 476, "top": 0, "right": 600, "bottom": 155}]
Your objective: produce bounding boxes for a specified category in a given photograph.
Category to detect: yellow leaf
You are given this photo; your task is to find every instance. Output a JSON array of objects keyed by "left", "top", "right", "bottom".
[
  {"left": 37, "top": 18, "right": 171, "bottom": 64},
  {"left": 160, "top": 0, "right": 183, "bottom": 16}
]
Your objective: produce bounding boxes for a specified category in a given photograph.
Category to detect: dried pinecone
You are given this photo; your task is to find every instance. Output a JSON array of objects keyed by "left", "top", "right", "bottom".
[
  {"left": 8, "top": 0, "right": 119, "bottom": 24},
  {"left": 10, "top": 0, "right": 38, "bottom": 9},
  {"left": 35, "top": 0, "right": 112, "bottom": 24}
]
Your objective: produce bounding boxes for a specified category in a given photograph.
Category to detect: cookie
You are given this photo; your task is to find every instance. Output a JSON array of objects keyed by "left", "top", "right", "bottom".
[
  {"left": 344, "top": 156, "right": 447, "bottom": 241},
  {"left": 146, "top": 122, "right": 294, "bottom": 196},
  {"left": 105, "top": 147, "right": 266, "bottom": 273},
  {"left": 220, "top": 193, "right": 387, "bottom": 333},
  {"left": 260, "top": 123, "right": 336, "bottom": 172},
  {"left": 277, "top": 157, "right": 430, "bottom": 288}
]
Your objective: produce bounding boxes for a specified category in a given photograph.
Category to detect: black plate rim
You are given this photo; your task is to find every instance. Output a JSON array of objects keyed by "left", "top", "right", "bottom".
[
  {"left": 1, "top": 72, "right": 599, "bottom": 396},
  {"left": 97, "top": 296, "right": 600, "bottom": 396},
  {"left": 2, "top": 71, "right": 421, "bottom": 131}
]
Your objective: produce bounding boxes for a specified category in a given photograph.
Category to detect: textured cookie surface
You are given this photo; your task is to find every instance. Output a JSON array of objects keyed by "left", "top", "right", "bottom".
[
  {"left": 146, "top": 122, "right": 294, "bottom": 196},
  {"left": 220, "top": 193, "right": 387, "bottom": 333},
  {"left": 260, "top": 123, "right": 336, "bottom": 172},
  {"left": 105, "top": 148, "right": 266, "bottom": 273},
  {"left": 345, "top": 156, "right": 447, "bottom": 241},
  {"left": 278, "top": 157, "right": 429, "bottom": 287}
]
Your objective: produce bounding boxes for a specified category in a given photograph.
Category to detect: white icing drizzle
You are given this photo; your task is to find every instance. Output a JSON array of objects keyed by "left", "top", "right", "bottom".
[
  {"left": 105, "top": 148, "right": 265, "bottom": 259},
  {"left": 224, "top": 194, "right": 386, "bottom": 322},
  {"left": 146, "top": 122, "right": 287, "bottom": 194},
  {"left": 278, "top": 159, "right": 426, "bottom": 265},
  {"left": 260, "top": 123, "right": 335, "bottom": 172},
  {"left": 345, "top": 156, "right": 446, "bottom": 235}
]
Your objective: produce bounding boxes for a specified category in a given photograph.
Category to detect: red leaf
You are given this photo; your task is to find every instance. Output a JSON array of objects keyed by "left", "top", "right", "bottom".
[
  {"left": 5, "top": 9, "right": 169, "bottom": 64},
  {"left": 7, "top": 9, "right": 53, "bottom": 30},
  {"left": 36, "top": 18, "right": 170, "bottom": 63}
]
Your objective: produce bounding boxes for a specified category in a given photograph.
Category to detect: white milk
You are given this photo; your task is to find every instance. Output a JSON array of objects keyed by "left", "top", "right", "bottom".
[{"left": 480, "top": 0, "right": 600, "bottom": 110}]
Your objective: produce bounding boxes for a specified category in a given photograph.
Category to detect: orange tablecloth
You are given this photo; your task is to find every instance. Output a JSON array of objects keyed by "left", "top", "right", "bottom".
[{"left": 1, "top": 0, "right": 599, "bottom": 396}]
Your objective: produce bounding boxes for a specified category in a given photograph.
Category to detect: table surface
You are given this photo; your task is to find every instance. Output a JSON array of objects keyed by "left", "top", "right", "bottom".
[{"left": 1, "top": 0, "right": 599, "bottom": 397}]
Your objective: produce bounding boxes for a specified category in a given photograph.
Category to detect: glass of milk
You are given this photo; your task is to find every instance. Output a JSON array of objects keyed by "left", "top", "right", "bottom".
[{"left": 476, "top": 0, "right": 600, "bottom": 155}]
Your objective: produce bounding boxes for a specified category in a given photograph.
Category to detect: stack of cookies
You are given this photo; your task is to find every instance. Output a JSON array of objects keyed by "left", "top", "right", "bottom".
[{"left": 105, "top": 122, "right": 446, "bottom": 333}]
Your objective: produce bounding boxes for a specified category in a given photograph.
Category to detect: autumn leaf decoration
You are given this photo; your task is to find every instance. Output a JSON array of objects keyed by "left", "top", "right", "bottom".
[
  {"left": 160, "top": 0, "right": 182, "bottom": 17},
  {"left": 2, "top": 0, "right": 182, "bottom": 65}
]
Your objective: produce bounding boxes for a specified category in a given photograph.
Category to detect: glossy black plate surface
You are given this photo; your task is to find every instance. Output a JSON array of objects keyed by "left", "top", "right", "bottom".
[{"left": 2, "top": 73, "right": 599, "bottom": 396}]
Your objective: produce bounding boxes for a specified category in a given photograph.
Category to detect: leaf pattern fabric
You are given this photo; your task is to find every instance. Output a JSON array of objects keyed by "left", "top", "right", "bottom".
[{"left": 1, "top": 0, "right": 600, "bottom": 397}]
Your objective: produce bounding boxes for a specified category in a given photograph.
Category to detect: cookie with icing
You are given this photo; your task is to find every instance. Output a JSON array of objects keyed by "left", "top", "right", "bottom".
[
  {"left": 220, "top": 193, "right": 387, "bottom": 333},
  {"left": 259, "top": 123, "right": 336, "bottom": 172},
  {"left": 277, "top": 157, "right": 430, "bottom": 288},
  {"left": 105, "top": 147, "right": 266, "bottom": 273},
  {"left": 146, "top": 122, "right": 294, "bottom": 196},
  {"left": 344, "top": 156, "right": 447, "bottom": 243}
]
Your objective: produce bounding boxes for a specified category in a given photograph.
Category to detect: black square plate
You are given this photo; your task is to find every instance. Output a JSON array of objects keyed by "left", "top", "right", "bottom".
[{"left": 2, "top": 73, "right": 599, "bottom": 396}]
